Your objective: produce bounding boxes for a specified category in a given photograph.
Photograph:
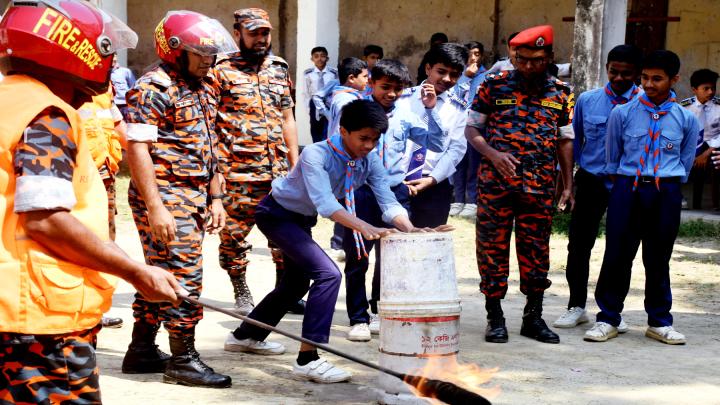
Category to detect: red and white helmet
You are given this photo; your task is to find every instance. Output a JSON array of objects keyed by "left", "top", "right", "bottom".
[
  {"left": 154, "top": 11, "right": 238, "bottom": 65},
  {"left": 0, "top": 0, "right": 137, "bottom": 96}
]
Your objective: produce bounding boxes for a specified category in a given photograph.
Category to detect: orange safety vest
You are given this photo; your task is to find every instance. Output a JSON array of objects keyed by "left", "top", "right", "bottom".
[
  {"left": 78, "top": 88, "right": 123, "bottom": 175},
  {"left": 0, "top": 75, "right": 117, "bottom": 334}
]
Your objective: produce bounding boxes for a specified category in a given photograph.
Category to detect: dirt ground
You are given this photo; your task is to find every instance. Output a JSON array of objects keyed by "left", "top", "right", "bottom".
[{"left": 96, "top": 177, "right": 720, "bottom": 405}]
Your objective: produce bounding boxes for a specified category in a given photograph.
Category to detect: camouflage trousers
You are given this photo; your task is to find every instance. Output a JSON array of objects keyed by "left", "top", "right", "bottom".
[
  {"left": 219, "top": 181, "right": 283, "bottom": 278},
  {"left": 103, "top": 176, "right": 117, "bottom": 241},
  {"left": 128, "top": 190, "right": 206, "bottom": 338},
  {"left": 476, "top": 183, "right": 553, "bottom": 299},
  {"left": 0, "top": 326, "right": 101, "bottom": 404}
]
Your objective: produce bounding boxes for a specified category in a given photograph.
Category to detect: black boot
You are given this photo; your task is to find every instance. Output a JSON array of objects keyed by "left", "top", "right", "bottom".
[
  {"left": 520, "top": 294, "right": 560, "bottom": 344},
  {"left": 485, "top": 298, "right": 508, "bottom": 343},
  {"left": 164, "top": 331, "right": 232, "bottom": 388},
  {"left": 122, "top": 322, "right": 171, "bottom": 374}
]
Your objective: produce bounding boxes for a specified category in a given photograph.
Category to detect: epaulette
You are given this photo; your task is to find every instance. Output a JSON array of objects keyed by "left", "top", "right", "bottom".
[
  {"left": 147, "top": 69, "right": 172, "bottom": 89},
  {"left": 484, "top": 70, "right": 509, "bottom": 82},
  {"left": 399, "top": 86, "right": 418, "bottom": 98},
  {"left": 447, "top": 91, "right": 469, "bottom": 109},
  {"left": 303, "top": 67, "right": 314, "bottom": 75},
  {"left": 328, "top": 67, "right": 338, "bottom": 74},
  {"left": 553, "top": 77, "right": 572, "bottom": 92},
  {"left": 267, "top": 55, "right": 289, "bottom": 68},
  {"left": 680, "top": 97, "right": 695, "bottom": 107},
  {"left": 713, "top": 96, "right": 720, "bottom": 105}
]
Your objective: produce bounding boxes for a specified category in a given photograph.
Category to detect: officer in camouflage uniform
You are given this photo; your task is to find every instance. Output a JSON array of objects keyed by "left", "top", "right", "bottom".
[
  {"left": 213, "top": 8, "right": 301, "bottom": 315},
  {"left": 121, "top": 11, "right": 236, "bottom": 388},
  {"left": 466, "top": 25, "right": 575, "bottom": 345}
]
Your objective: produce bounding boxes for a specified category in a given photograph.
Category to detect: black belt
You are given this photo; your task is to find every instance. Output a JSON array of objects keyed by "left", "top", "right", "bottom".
[{"left": 636, "top": 176, "right": 681, "bottom": 184}]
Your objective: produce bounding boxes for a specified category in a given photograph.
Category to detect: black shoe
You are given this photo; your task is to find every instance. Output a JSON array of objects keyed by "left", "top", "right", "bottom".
[
  {"left": 122, "top": 322, "right": 171, "bottom": 374},
  {"left": 164, "top": 333, "right": 231, "bottom": 388},
  {"left": 520, "top": 295, "right": 560, "bottom": 344},
  {"left": 102, "top": 316, "right": 123, "bottom": 328},
  {"left": 485, "top": 318, "right": 509, "bottom": 343},
  {"left": 484, "top": 297, "right": 508, "bottom": 343},
  {"left": 288, "top": 299, "right": 306, "bottom": 315}
]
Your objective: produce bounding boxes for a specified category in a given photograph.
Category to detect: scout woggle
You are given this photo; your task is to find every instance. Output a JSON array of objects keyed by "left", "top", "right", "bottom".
[{"left": 32, "top": 7, "right": 107, "bottom": 70}]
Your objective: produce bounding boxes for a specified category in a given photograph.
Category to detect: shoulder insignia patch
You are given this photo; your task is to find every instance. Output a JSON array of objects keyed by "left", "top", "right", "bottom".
[
  {"left": 713, "top": 96, "right": 720, "bottom": 105},
  {"left": 303, "top": 67, "right": 314, "bottom": 75},
  {"left": 680, "top": 97, "right": 695, "bottom": 107},
  {"left": 328, "top": 67, "right": 338, "bottom": 73}
]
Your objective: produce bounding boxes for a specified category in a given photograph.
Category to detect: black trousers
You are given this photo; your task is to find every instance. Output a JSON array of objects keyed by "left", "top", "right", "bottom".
[
  {"left": 565, "top": 168, "right": 611, "bottom": 309},
  {"left": 595, "top": 176, "right": 681, "bottom": 327},
  {"left": 309, "top": 102, "right": 328, "bottom": 143}
]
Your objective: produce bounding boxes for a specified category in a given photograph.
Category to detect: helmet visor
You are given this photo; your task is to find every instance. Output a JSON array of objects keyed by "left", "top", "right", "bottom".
[
  {"left": 97, "top": 8, "right": 138, "bottom": 55},
  {"left": 166, "top": 12, "right": 239, "bottom": 57}
]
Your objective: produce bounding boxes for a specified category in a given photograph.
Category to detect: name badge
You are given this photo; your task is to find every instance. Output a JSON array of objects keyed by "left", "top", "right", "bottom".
[
  {"left": 541, "top": 100, "right": 563, "bottom": 110},
  {"left": 496, "top": 99, "right": 517, "bottom": 106},
  {"left": 175, "top": 98, "right": 195, "bottom": 109}
]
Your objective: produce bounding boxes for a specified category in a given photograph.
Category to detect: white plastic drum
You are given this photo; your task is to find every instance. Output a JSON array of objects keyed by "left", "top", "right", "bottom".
[{"left": 377, "top": 232, "right": 461, "bottom": 398}]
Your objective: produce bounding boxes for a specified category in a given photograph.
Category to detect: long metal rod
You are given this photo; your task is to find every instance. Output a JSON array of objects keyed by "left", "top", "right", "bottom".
[{"left": 183, "top": 296, "right": 406, "bottom": 380}]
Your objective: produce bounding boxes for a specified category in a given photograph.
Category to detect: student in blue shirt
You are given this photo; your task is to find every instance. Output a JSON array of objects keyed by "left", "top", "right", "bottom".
[
  {"left": 553, "top": 45, "right": 642, "bottom": 330},
  {"left": 398, "top": 43, "right": 469, "bottom": 227},
  {"left": 326, "top": 57, "right": 369, "bottom": 137},
  {"left": 343, "top": 59, "right": 445, "bottom": 342},
  {"left": 223, "top": 100, "right": 426, "bottom": 383},
  {"left": 585, "top": 50, "right": 699, "bottom": 345}
]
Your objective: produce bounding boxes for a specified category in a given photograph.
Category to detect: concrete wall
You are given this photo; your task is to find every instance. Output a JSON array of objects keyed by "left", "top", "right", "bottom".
[
  {"left": 337, "top": 0, "right": 576, "bottom": 82},
  {"left": 125, "top": 0, "right": 297, "bottom": 79},
  {"left": 667, "top": 0, "right": 720, "bottom": 98}
]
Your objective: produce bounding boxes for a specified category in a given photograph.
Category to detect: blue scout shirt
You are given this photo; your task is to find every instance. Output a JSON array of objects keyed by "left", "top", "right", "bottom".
[
  {"left": 456, "top": 66, "right": 488, "bottom": 105},
  {"left": 374, "top": 96, "right": 445, "bottom": 187},
  {"left": 605, "top": 97, "right": 700, "bottom": 182},
  {"left": 574, "top": 84, "right": 642, "bottom": 177},
  {"left": 271, "top": 140, "right": 407, "bottom": 223},
  {"left": 326, "top": 86, "right": 364, "bottom": 137}
]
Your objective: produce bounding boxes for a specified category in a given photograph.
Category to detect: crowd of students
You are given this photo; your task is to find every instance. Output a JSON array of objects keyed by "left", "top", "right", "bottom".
[{"left": 1, "top": 1, "right": 719, "bottom": 402}]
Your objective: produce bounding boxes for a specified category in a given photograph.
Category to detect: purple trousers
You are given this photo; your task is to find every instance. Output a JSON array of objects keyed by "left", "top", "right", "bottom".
[{"left": 237, "top": 195, "right": 342, "bottom": 343}]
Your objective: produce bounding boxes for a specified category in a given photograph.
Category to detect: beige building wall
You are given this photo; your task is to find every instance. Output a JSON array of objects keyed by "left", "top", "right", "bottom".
[
  {"left": 337, "top": 0, "right": 576, "bottom": 82},
  {"left": 125, "top": 0, "right": 297, "bottom": 79},
  {"left": 667, "top": 0, "right": 720, "bottom": 98}
]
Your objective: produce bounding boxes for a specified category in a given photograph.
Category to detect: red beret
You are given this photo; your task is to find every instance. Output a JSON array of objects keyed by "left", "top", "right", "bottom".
[{"left": 509, "top": 25, "right": 554, "bottom": 48}]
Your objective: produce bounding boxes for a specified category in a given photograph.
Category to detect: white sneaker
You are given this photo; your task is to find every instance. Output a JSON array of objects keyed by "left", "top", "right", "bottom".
[
  {"left": 584, "top": 322, "right": 618, "bottom": 342},
  {"left": 347, "top": 323, "right": 371, "bottom": 342},
  {"left": 459, "top": 203, "right": 477, "bottom": 218},
  {"left": 553, "top": 307, "right": 589, "bottom": 328},
  {"left": 333, "top": 249, "right": 346, "bottom": 263},
  {"left": 224, "top": 333, "right": 286, "bottom": 355},
  {"left": 369, "top": 314, "right": 380, "bottom": 335},
  {"left": 292, "top": 358, "right": 352, "bottom": 383},
  {"left": 449, "top": 203, "right": 464, "bottom": 216},
  {"left": 617, "top": 318, "right": 629, "bottom": 334},
  {"left": 646, "top": 326, "right": 686, "bottom": 345}
]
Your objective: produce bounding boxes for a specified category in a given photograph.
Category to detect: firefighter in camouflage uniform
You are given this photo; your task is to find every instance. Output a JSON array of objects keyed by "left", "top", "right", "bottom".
[
  {"left": 121, "top": 10, "right": 237, "bottom": 388},
  {"left": 0, "top": 1, "right": 179, "bottom": 403},
  {"left": 212, "top": 8, "right": 302, "bottom": 315}
]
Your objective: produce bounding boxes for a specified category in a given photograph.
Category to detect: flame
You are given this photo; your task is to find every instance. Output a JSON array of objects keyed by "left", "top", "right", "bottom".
[{"left": 404, "top": 356, "right": 500, "bottom": 404}]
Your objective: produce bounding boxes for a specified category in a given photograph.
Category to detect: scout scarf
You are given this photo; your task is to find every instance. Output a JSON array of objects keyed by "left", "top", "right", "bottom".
[
  {"left": 634, "top": 91, "right": 676, "bottom": 191},
  {"left": 605, "top": 83, "right": 640, "bottom": 106},
  {"left": 327, "top": 135, "right": 368, "bottom": 259}
]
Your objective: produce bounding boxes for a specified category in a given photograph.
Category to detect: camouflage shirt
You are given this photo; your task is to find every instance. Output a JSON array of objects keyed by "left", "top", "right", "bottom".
[
  {"left": 125, "top": 64, "right": 218, "bottom": 207},
  {"left": 212, "top": 53, "right": 294, "bottom": 183},
  {"left": 13, "top": 108, "right": 78, "bottom": 213},
  {"left": 469, "top": 70, "right": 575, "bottom": 194}
]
